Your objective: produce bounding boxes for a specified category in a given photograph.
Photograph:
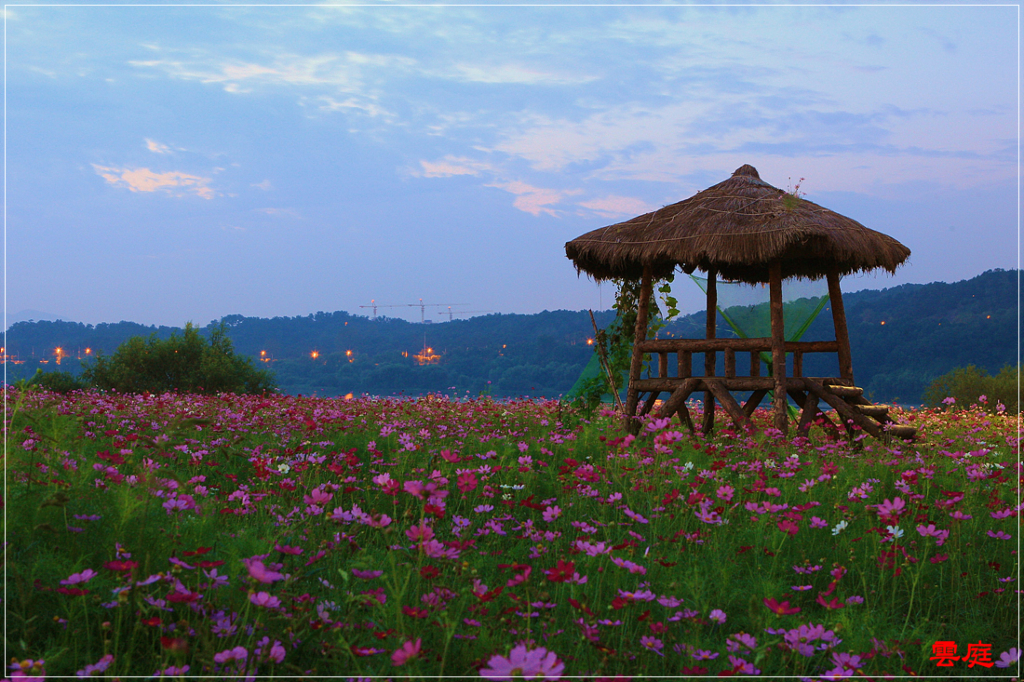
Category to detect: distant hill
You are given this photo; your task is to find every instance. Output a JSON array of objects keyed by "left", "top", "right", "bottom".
[{"left": 4, "top": 269, "right": 1017, "bottom": 404}]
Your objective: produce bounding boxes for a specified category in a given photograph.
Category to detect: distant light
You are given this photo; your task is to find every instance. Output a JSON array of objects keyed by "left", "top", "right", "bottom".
[
  {"left": 311, "top": 350, "right": 320, "bottom": 359},
  {"left": 586, "top": 338, "right": 594, "bottom": 345},
  {"left": 346, "top": 350, "right": 352, "bottom": 357},
  {"left": 85, "top": 348, "right": 91, "bottom": 354},
  {"left": 987, "top": 315, "right": 991, "bottom": 319},
  {"left": 880, "top": 321, "right": 885, "bottom": 325},
  {"left": 261, "top": 350, "right": 267, "bottom": 356},
  {"left": 343, "top": 393, "right": 354, "bottom": 400}
]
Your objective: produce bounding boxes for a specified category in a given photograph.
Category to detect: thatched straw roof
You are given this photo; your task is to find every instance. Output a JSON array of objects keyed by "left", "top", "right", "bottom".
[{"left": 565, "top": 164, "right": 910, "bottom": 284}]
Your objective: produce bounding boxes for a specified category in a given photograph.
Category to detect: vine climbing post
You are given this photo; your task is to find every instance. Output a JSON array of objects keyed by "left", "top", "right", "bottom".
[
  {"left": 624, "top": 266, "right": 653, "bottom": 432},
  {"left": 702, "top": 268, "right": 718, "bottom": 435}
]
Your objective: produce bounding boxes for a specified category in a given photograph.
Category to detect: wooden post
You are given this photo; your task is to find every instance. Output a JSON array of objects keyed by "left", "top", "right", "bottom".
[
  {"left": 702, "top": 268, "right": 718, "bottom": 435},
  {"left": 826, "top": 270, "right": 854, "bottom": 383},
  {"left": 769, "top": 261, "right": 788, "bottom": 435},
  {"left": 679, "top": 351, "right": 692, "bottom": 378},
  {"left": 624, "top": 266, "right": 653, "bottom": 432}
]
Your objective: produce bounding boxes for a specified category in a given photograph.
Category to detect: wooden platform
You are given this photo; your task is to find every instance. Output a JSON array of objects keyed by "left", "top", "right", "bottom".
[{"left": 638, "top": 376, "right": 917, "bottom": 441}]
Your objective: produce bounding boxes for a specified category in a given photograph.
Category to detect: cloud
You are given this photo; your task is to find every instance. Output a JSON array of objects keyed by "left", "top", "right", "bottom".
[
  {"left": 92, "top": 165, "right": 216, "bottom": 199},
  {"left": 485, "top": 180, "right": 581, "bottom": 217},
  {"left": 306, "top": 94, "right": 392, "bottom": 119},
  {"left": 145, "top": 138, "right": 172, "bottom": 154},
  {"left": 416, "top": 156, "right": 495, "bottom": 178},
  {"left": 256, "top": 207, "right": 301, "bottom": 218},
  {"left": 252, "top": 179, "right": 273, "bottom": 191},
  {"left": 577, "top": 195, "right": 658, "bottom": 220},
  {"left": 451, "top": 63, "right": 598, "bottom": 86}
]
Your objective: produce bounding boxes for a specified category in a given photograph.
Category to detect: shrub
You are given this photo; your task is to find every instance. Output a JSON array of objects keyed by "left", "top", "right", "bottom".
[
  {"left": 922, "top": 363, "right": 1021, "bottom": 414},
  {"left": 82, "top": 322, "right": 276, "bottom": 395},
  {"left": 25, "top": 369, "right": 88, "bottom": 393}
]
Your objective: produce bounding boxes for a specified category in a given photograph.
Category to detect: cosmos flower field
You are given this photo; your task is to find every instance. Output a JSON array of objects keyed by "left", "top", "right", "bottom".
[{"left": 4, "top": 388, "right": 1020, "bottom": 679}]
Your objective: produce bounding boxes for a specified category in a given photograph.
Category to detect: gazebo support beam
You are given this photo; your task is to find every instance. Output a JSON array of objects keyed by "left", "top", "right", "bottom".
[
  {"left": 702, "top": 268, "right": 717, "bottom": 435},
  {"left": 826, "top": 270, "right": 854, "bottom": 383},
  {"left": 769, "top": 260, "right": 788, "bottom": 435},
  {"left": 624, "top": 265, "right": 653, "bottom": 433}
]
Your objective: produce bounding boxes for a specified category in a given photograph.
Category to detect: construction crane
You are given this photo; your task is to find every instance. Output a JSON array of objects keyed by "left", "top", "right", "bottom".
[
  {"left": 359, "top": 299, "right": 467, "bottom": 322},
  {"left": 437, "top": 308, "right": 492, "bottom": 321}
]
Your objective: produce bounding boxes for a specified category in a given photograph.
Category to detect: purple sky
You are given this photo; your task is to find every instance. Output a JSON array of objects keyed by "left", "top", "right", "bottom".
[{"left": 5, "top": 3, "right": 1018, "bottom": 327}]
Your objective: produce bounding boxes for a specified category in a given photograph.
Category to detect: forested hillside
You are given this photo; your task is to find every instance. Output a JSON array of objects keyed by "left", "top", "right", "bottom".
[{"left": 6, "top": 269, "right": 1016, "bottom": 403}]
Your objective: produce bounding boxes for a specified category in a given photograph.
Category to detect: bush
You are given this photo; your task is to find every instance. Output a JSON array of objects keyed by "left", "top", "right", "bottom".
[
  {"left": 25, "top": 369, "right": 88, "bottom": 394},
  {"left": 82, "top": 322, "right": 276, "bottom": 395},
  {"left": 922, "top": 364, "right": 1021, "bottom": 414}
]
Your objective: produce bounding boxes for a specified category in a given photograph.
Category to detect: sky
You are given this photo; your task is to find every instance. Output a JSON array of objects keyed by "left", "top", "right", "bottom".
[{"left": 4, "top": 2, "right": 1019, "bottom": 327}]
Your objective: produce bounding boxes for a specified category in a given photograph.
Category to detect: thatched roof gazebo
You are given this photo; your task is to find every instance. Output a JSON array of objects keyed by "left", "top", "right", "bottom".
[{"left": 566, "top": 164, "right": 915, "bottom": 440}]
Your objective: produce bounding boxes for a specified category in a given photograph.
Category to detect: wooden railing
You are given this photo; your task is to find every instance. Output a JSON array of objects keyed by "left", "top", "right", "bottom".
[{"left": 636, "top": 337, "right": 841, "bottom": 380}]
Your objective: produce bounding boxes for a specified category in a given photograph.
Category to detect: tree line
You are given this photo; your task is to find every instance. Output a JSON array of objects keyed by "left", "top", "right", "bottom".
[{"left": 7, "top": 269, "right": 1017, "bottom": 404}]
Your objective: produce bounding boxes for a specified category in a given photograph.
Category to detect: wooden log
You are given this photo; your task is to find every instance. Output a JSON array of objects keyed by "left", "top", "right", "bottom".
[
  {"left": 769, "top": 261, "right": 788, "bottom": 434},
  {"left": 750, "top": 351, "right": 760, "bottom": 377},
  {"left": 679, "top": 351, "right": 692, "bottom": 379},
  {"left": 743, "top": 388, "right": 768, "bottom": 417},
  {"left": 704, "top": 378, "right": 755, "bottom": 432},
  {"left": 625, "top": 266, "right": 653, "bottom": 433},
  {"left": 658, "top": 352, "right": 668, "bottom": 379},
  {"left": 827, "top": 270, "right": 854, "bottom": 383},
  {"left": 702, "top": 268, "right": 718, "bottom": 435},
  {"left": 796, "top": 390, "right": 820, "bottom": 436},
  {"left": 638, "top": 338, "right": 839, "bottom": 353},
  {"left": 724, "top": 348, "right": 736, "bottom": 378},
  {"left": 676, "top": 402, "right": 696, "bottom": 433},
  {"left": 793, "top": 351, "right": 803, "bottom": 378},
  {"left": 655, "top": 378, "right": 699, "bottom": 420},
  {"left": 800, "top": 378, "right": 882, "bottom": 438},
  {"left": 635, "top": 377, "right": 776, "bottom": 392},
  {"left": 639, "top": 391, "right": 661, "bottom": 417}
]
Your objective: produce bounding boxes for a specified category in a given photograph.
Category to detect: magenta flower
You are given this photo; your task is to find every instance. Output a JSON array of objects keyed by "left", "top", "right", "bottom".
[
  {"left": 213, "top": 646, "right": 248, "bottom": 664},
  {"left": 250, "top": 591, "right": 281, "bottom": 608},
  {"left": 76, "top": 654, "right": 113, "bottom": 676},
  {"left": 244, "top": 558, "right": 284, "bottom": 584},
  {"left": 479, "top": 644, "right": 565, "bottom": 680},
  {"left": 61, "top": 568, "right": 98, "bottom": 585},
  {"left": 995, "top": 648, "right": 1020, "bottom": 668},
  {"left": 987, "top": 530, "right": 1012, "bottom": 540},
  {"left": 640, "top": 636, "right": 664, "bottom": 656},
  {"left": 708, "top": 609, "right": 727, "bottom": 624},
  {"left": 875, "top": 497, "right": 905, "bottom": 521},
  {"left": 692, "top": 649, "right": 719, "bottom": 661},
  {"left": 391, "top": 638, "right": 422, "bottom": 666}
]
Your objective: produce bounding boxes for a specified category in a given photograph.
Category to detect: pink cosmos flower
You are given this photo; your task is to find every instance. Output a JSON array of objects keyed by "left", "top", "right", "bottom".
[
  {"left": 708, "top": 609, "right": 727, "bottom": 624},
  {"left": 480, "top": 644, "right": 565, "bottom": 680},
  {"left": 244, "top": 558, "right": 284, "bottom": 584},
  {"left": 995, "top": 648, "right": 1020, "bottom": 668},
  {"left": 77, "top": 654, "right": 113, "bottom": 676},
  {"left": 391, "top": 638, "right": 422, "bottom": 666},
  {"left": 213, "top": 646, "right": 248, "bottom": 664},
  {"left": 640, "top": 636, "right": 664, "bottom": 656},
  {"left": 250, "top": 591, "right": 281, "bottom": 608},
  {"left": 61, "top": 568, "right": 98, "bottom": 585},
  {"left": 542, "top": 505, "right": 562, "bottom": 522}
]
